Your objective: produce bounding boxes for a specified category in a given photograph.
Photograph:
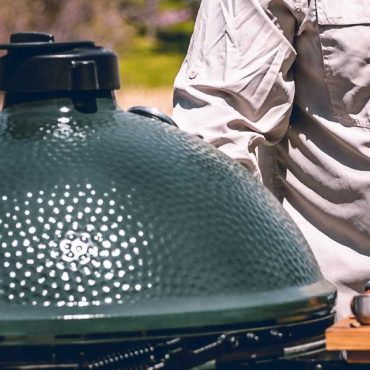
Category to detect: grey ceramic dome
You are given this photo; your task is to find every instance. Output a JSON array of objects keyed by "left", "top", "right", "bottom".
[
  {"left": 0, "top": 107, "right": 335, "bottom": 337},
  {"left": 0, "top": 33, "right": 336, "bottom": 342}
]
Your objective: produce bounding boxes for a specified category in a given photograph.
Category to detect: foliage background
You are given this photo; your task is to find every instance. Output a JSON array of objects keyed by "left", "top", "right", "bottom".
[{"left": 0, "top": 0, "right": 199, "bottom": 113}]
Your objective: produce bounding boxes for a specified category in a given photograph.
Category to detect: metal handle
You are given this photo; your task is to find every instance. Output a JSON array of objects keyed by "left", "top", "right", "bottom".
[{"left": 127, "top": 106, "right": 178, "bottom": 127}]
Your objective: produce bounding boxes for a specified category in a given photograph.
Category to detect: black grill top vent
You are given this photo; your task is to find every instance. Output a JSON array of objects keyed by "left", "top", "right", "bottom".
[{"left": 0, "top": 32, "right": 120, "bottom": 92}]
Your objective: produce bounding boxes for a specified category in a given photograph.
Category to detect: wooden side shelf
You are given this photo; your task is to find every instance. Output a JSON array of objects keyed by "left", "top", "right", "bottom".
[{"left": 326, "top": 317, "right": 370, "bottom": 364}]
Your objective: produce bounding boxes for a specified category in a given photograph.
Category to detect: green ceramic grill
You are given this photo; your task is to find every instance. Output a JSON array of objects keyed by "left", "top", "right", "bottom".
[{"left": 0, "top": 33, "right": 336, "bottom": 369}]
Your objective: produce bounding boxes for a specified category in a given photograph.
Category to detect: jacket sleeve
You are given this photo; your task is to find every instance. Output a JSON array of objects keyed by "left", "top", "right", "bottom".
[{"left": 173, "top": 0, "right": 297, "bottom": 180}]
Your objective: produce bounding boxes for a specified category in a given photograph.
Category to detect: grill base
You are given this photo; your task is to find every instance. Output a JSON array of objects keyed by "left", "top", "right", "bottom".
[{"left": 0, "top": 313, "right": 349, "bottom": 370}]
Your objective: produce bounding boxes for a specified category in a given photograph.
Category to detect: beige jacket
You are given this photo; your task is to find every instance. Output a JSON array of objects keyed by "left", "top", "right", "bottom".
[{"left": 173, "top": 0, "right": 370, "bottom": 319}]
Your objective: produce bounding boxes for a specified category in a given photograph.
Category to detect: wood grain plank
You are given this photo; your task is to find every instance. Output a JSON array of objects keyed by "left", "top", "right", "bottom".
[{"left": 326, "top": 317, "right": 370, "bottom": 351}]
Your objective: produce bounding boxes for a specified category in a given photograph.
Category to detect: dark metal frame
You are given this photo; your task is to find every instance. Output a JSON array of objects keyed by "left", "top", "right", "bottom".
[{"left": 3, "top": 314, "right": 358, "bottom": 370}]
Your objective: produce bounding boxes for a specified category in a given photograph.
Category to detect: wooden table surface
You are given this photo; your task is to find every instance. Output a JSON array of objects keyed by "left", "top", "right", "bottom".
[{"left": 326, "top": 317, "right": 370, "bottom": 363}]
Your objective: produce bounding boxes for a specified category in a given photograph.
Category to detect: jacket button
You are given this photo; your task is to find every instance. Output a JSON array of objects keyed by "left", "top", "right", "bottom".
[{"left": 189, "top": 69, "right": 198, "bottom": 79}]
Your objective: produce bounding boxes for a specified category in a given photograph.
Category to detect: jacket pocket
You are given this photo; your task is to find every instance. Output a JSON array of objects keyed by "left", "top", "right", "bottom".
[{"left": 316, "top": 0, "right": 370, "bottom": 127}]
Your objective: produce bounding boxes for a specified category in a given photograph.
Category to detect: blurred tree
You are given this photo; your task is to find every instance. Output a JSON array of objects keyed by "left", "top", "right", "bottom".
[
  {"left": 0, "top": 0, "right": 136, "bottom": 52},
  {"left": 146, "top": 0, "right": 159, "bottom": 39},
  {"left": 185, "top": 0, "right": 201, "bottom": 16},
  {"left": 0, "top": 0, "right": 198, "bottom": 50}
]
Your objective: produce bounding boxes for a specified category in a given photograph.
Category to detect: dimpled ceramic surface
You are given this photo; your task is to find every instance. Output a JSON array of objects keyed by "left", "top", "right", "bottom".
[{"left": 0, "top": 99, "right": 335, "bottom": 338}]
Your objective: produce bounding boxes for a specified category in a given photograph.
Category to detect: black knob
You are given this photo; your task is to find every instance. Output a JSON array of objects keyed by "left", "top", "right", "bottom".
[
  {"left": 0, "top": 33, "right": 119, "bottom": 93},
  {"left": 10, "top": 32, "right": 54, "bottom": 44},
  {"left": 71, "top": 61, "right": 99, "bottom": 91}
]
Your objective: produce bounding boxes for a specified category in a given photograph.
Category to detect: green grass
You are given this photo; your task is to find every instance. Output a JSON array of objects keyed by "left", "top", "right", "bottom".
[
  {"left": 120, "top": 20, "right": 194, "bottom": 88},
  {"left": 120, "top": 51, "right": 184, "bottom": 88},
  {"left": 159, "top": 0, "right": 187, "bottom": 10}
]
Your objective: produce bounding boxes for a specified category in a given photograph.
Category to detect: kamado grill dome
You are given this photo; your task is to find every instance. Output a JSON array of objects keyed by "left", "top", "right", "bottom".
[{"left": 0, "top": 33, "right": 336, "bottom": 369}]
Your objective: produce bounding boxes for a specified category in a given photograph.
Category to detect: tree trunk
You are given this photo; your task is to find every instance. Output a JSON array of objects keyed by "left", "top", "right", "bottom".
[{"left": 146, "top": 0, "right": 158, "bottom": 39}]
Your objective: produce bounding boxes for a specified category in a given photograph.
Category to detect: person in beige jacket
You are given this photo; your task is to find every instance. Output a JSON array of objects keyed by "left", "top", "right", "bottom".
[{"left": 173, "top": 0, "right": 370, "bottom": 319}]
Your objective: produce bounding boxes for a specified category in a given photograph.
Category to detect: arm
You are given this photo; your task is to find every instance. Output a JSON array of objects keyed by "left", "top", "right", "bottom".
[{"left": 173, "top": 0, "right": 297, "bottom": 180}]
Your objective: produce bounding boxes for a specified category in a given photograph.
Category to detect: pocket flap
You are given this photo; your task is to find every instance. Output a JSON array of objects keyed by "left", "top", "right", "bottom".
[{"left": 316, "top": 0, "right": 370, "bottom": 25}]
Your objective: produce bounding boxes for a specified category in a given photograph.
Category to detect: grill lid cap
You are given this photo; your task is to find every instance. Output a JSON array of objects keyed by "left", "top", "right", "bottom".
[{"left": 0, "top": 32, "right": 120, "bottom": 92}]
